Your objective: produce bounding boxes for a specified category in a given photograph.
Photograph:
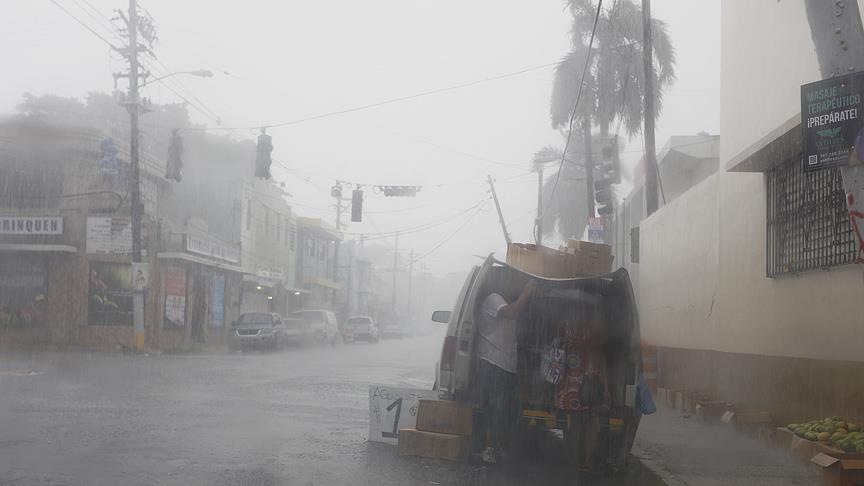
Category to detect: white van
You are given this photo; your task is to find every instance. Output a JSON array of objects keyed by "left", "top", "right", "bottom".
[{"left": 431, "top": 256, "right": 643, "bottom": 472}]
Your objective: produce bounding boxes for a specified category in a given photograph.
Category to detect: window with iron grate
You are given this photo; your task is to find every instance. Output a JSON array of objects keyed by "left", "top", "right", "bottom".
[{"left": 766, "top": 154, "right": 856, "bottom": 277}]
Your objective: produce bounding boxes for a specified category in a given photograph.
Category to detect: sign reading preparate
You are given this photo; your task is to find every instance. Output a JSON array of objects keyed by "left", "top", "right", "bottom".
[
  {"left": 801, "top": 71, "right": 864, "bottom": 171},
  {"left": 368, "top": 385, "right": 438, "bottom": 445}
]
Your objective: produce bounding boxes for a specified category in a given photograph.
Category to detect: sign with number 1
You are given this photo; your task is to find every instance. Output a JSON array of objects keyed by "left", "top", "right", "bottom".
[{"left": 368, "top": 385, "right": 438, "bottom": 444}]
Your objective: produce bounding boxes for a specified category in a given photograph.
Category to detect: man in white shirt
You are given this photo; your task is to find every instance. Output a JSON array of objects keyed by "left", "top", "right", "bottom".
[{"left": 476, "top": 280, "right": 536, "bottom": 462}]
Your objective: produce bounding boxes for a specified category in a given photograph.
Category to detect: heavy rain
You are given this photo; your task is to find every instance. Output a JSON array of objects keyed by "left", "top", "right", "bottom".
[{"left": 2, "top": 1, "right": 863, "bottom": 485}]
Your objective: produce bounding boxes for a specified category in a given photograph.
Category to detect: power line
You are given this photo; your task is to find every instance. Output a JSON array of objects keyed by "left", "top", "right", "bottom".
[
  {"left": 48, "top": 0, "right": 119, "bottom": 49},
  {"left": 412, "top": 201, "right": 487, "bottom": 263},
  {"left": 186, "top": 60, "right": 563, "bottom": 132}
]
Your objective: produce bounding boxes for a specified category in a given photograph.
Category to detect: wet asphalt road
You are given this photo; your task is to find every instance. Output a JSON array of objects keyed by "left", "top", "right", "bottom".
[{"left": 0, "top": 334, "right": 661, "bottom": 486}]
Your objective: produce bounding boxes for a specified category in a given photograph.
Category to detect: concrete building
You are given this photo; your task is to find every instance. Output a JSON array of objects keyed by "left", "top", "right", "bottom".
[
  {"left": 610, "top": 133, "right": 719, "bottom": 301},
  {"left": 295, "top": 217, "right": 342, "bottom": 311},
  {"left": 636, "top": 1, "right": 864, "bottom": 423}
]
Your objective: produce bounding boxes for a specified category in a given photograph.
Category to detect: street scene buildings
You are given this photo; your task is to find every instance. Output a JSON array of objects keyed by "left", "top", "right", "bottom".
[{"left": 2, "top": 0, "right": 864, "bottom": 485}]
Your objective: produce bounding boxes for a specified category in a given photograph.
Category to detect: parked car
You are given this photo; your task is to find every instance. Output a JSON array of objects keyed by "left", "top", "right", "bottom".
[
  {"left": 381, "top": 323, "right": 404, "bottom": 339},
  {"left": 280, "top": 317, "right": 311, "bottom": 346},
  {"left": 231, "top": 312, "right": 286, "bottom": 349},
  {"left": 345, "top": 316, "right": 379, "bottom": 343},
  {"left": 431, "top": 255, "right": 642, "bottom": 472},
  {"left": 288, "top": 309, "right": 339, "bottom": 345}
]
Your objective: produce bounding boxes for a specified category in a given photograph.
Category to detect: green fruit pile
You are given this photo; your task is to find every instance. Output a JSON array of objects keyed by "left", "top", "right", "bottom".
[{"left": 787, "top": 417, "right": 864, "bottom": 453}]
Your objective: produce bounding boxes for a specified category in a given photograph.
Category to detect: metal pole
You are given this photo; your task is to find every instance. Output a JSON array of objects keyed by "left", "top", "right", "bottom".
[
  {"left": 127, "top": 0, "right": 145, "bottom": 351},
  {"left": 407, "top": 249, "right": 414, "bottom": 325},
  {"left": 583, "top": 118, "right": 596, "bottom": 219},
  {"left": 391, "top": 233, "right": 399, "bottom": 313},
  {"left": 804, "top": 0, "right": 864, "bottom": 260},
  {"left": 487, "top": 175, "right": 512, "bottom": 246},
  {"left": 536, "top": 166, "right": 543, "bottom": 246},
  {"left": 642, "top": 0, "right": 659, "bottom": 216}
]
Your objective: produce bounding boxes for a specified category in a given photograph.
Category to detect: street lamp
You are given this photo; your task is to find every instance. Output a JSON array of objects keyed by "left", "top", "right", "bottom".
[{"left": 141, "top": 69, "right": 214, "bottom": 87}]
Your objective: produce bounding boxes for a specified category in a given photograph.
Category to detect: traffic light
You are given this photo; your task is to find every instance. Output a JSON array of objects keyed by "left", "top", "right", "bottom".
[
  {"left": 351, "top": 189, "right": 363, "bottom": 222},
  {"left": 165, "top": 129, "right": 183, "bottom": 182},
  {"left": 255, "top": 132, "right": 273, "bottom": 179},
  {"left": 382, "top": 185, "right": 420, "bottom": 197},
  {"left": 593, "top": 136, "right": 619, "bottom": 216},
  {"left": 594, "top": 179, "right": 614, "bottom": 216}
]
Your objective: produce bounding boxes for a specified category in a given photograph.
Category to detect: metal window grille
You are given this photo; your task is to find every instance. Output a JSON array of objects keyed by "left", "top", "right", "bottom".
[{"left": 766, "top": 154, "right": 856, "bottom": 277}]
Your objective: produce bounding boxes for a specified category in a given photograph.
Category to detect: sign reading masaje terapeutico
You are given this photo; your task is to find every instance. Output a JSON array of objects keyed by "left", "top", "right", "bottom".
[{"left": 802, "top": 71, "right": 864, "bottom": 171}]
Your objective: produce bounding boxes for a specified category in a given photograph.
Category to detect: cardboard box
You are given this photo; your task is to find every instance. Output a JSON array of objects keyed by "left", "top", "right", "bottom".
[
  {"left": 507, "top": 243, "right": 613, "bottom": 278},
  {"left": 788, "top": 435, "right": 843, "bottom": 463},
  {"left": 415, "top": 399, "right": 474, "bottom": 436},
  {"left": 811, "top": 452, "right": 864, "bottom": 486},
  {"left": 397, "top": 428, "right": 469, "bottom": 461},
  {"left": 694, "top": 401, "right": 728, "bottom": 423},
  {"left": 774, "top": 426, "right": 796, "bottom": 450}
]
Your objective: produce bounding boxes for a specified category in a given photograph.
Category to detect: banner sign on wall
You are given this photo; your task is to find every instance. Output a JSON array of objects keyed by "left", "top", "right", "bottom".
[
  {"left": 86, "top": 217, "right": 132, "bottom": 254},
  {"left": 0, "top": 217, "right": 63, "bottom": 235},
  {"left": 801, "top": 71, "right": 864, "bottom": 172},
  {"left": 210, "top": 274, "right": 225, "bottom": 327},
  {"left": 164, "top": 267, "right": 187, "bottom": 327}
]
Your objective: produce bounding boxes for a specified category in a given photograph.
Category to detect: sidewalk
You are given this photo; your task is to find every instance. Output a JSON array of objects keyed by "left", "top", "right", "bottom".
[{"left": 633, "top": 406, "right": 819, "bottom": 486}]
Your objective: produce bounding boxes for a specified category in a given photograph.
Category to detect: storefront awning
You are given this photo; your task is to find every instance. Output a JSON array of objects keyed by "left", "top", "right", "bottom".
[
  {"left": 157, "top": 252, "right": 247, "bottom": 273},
  {"left": 242, "top": 274, "right": 280, "bottom": 288},
  {"left": 0, "top": 244, "right": 77, "bottom": 253}
]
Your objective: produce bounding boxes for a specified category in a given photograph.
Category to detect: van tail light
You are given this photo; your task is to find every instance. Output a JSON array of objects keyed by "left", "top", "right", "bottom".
[{"left": 441, "top": 336, "right": 457, "bottom": 372}]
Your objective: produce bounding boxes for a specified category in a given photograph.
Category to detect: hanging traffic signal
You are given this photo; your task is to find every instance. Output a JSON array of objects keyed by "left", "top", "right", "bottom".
[
  {"left": 165, "top": 129, "right": 183, "bottom": 182},
  {"left": 382, "top": 185, "right": 420, "bottom": 197},
  {"left": 594, "top": 179, "right": 614, "bottom": 216},
  {"left": 351, "top": 189, "right": 363, "bottom": 222},
  {"left": 599, "top": 135, "right": 621, "bottom": 184},
  {"left": 255, "top": 132, "right": 273, "bottom": 179}
]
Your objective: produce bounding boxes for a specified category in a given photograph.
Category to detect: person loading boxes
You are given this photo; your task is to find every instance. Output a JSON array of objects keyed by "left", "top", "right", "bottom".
[{"left": 475, "top": 279, "right": 537, "bottom": 463}]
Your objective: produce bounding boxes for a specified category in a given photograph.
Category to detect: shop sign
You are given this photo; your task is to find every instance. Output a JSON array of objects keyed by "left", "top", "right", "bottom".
[
  {"left": 0, "top": 217, "right": 63, "bottom": 235},
  {"left": 86, "top": 217, "right": 132, "bottom": 254},
  {"left": 185, "top": 235, "right": 240, "bottom": 264},
  {"left": 164, "top": 267, "right": 187, "bottom": 327},
  {"left": 210, "top": 274, "right": 225, "bottom": 327},
  {"left": 256, "top": 265, "right": 284, "bottom": 281},
  {"left": 801, "top": 71, "right": 864, "bottom": 171},
  {"left": 587, "top": 217, "right": 605, "bottom": 243}
]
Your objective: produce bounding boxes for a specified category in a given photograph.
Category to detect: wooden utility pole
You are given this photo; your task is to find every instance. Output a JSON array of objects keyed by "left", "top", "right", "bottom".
[
  {"left": 407, "top": 249, "right": 414, "bottom": 325},
  {"left": 118, "top": 0, "right": 147, "bottom": 350},
  {"left": 642, "top": 0, "right": 659, "bottom": 216},
  {"left": 487, "top": 175, "right": 511, "bottom": 246}
]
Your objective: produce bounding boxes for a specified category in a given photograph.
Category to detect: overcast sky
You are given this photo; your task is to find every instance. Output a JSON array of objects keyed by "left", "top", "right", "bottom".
[{"left": 1, "top": 0, "right": 719, "bottom": 276}]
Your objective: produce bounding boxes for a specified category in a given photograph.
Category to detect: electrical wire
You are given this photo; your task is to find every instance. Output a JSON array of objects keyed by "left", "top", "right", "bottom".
[
  {"left": 48, "top": 0, "right": 119, "bottom": 49},
  {"left": 411, "top": 201, "right": 488, "bottom": 263},
  {"left": 185, "top": 60, "right": 563, "bottom": 132}
]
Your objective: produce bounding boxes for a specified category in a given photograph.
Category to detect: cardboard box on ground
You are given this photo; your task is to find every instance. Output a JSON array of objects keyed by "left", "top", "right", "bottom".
[
  {"left": 398, "top": 400, "right": 475, "bottom": 461},
  {"left": 506, "top": 240, "right": 613, "bottom": 278},
  {"left": 812, "top": 453, "right": 864, "bottom": 486}
]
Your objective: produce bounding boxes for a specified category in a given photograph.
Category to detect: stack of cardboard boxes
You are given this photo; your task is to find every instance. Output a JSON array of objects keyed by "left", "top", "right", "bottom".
[
  {"left": 506, "top": 240, "right": 613, "bottom": 278},
  {"left": 398, "top": 399, "right": 475, "bottom": 461}
]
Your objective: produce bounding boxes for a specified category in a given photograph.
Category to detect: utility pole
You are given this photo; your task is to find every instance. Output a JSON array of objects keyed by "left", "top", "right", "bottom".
[
  {"left": 118, "top": 0, "right": 147, "bottom": 351},
  {"left": 583, "top": 118, "right": 596, "bottom": 219},
  {"left": 803, "top": 0, "right": 864, "bottom": 261},
  {"left": 487, "top": 175, "right": 512, "bottom": 246},
  {"left": 391, "top": 233, "right": 399, "bottom": 313},
  {"left": 642, "top": 0, "right": 659, "bottom": 216},
  {"left": 407, "top": 249, "right": 414, "bottom": 326},
  {"left": 536, "top": 166, "right": 544, "bottom": 246}
]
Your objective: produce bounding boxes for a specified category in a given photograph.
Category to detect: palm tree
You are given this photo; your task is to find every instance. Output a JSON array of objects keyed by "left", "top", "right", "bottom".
[{"left": 540, "top": 0, "right": 676, "bottom": 238}]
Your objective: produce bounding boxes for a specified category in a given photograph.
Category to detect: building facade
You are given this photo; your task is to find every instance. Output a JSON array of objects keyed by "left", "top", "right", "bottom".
[{"left": 635, "top": 1, "right": 864, "bottom": 423}]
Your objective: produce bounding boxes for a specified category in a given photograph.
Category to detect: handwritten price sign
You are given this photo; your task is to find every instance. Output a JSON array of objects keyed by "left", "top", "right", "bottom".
[{"left": 368, "top": 385, "right": 438, "bottom": 444}]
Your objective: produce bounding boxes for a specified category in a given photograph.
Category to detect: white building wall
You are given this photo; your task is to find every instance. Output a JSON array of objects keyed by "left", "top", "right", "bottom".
[{"left": 638, "top": 1, "right": 864, "bottom": 363}]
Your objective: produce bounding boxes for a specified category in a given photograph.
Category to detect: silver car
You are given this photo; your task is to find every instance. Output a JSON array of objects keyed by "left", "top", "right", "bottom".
[{"left": 231, "top": 312, "right": 286, "bottom": 349}]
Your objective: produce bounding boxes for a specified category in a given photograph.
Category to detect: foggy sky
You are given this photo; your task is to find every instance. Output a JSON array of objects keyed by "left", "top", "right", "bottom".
[{"left": 1, "top": 0, "right": 719, "bottom": 276}]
